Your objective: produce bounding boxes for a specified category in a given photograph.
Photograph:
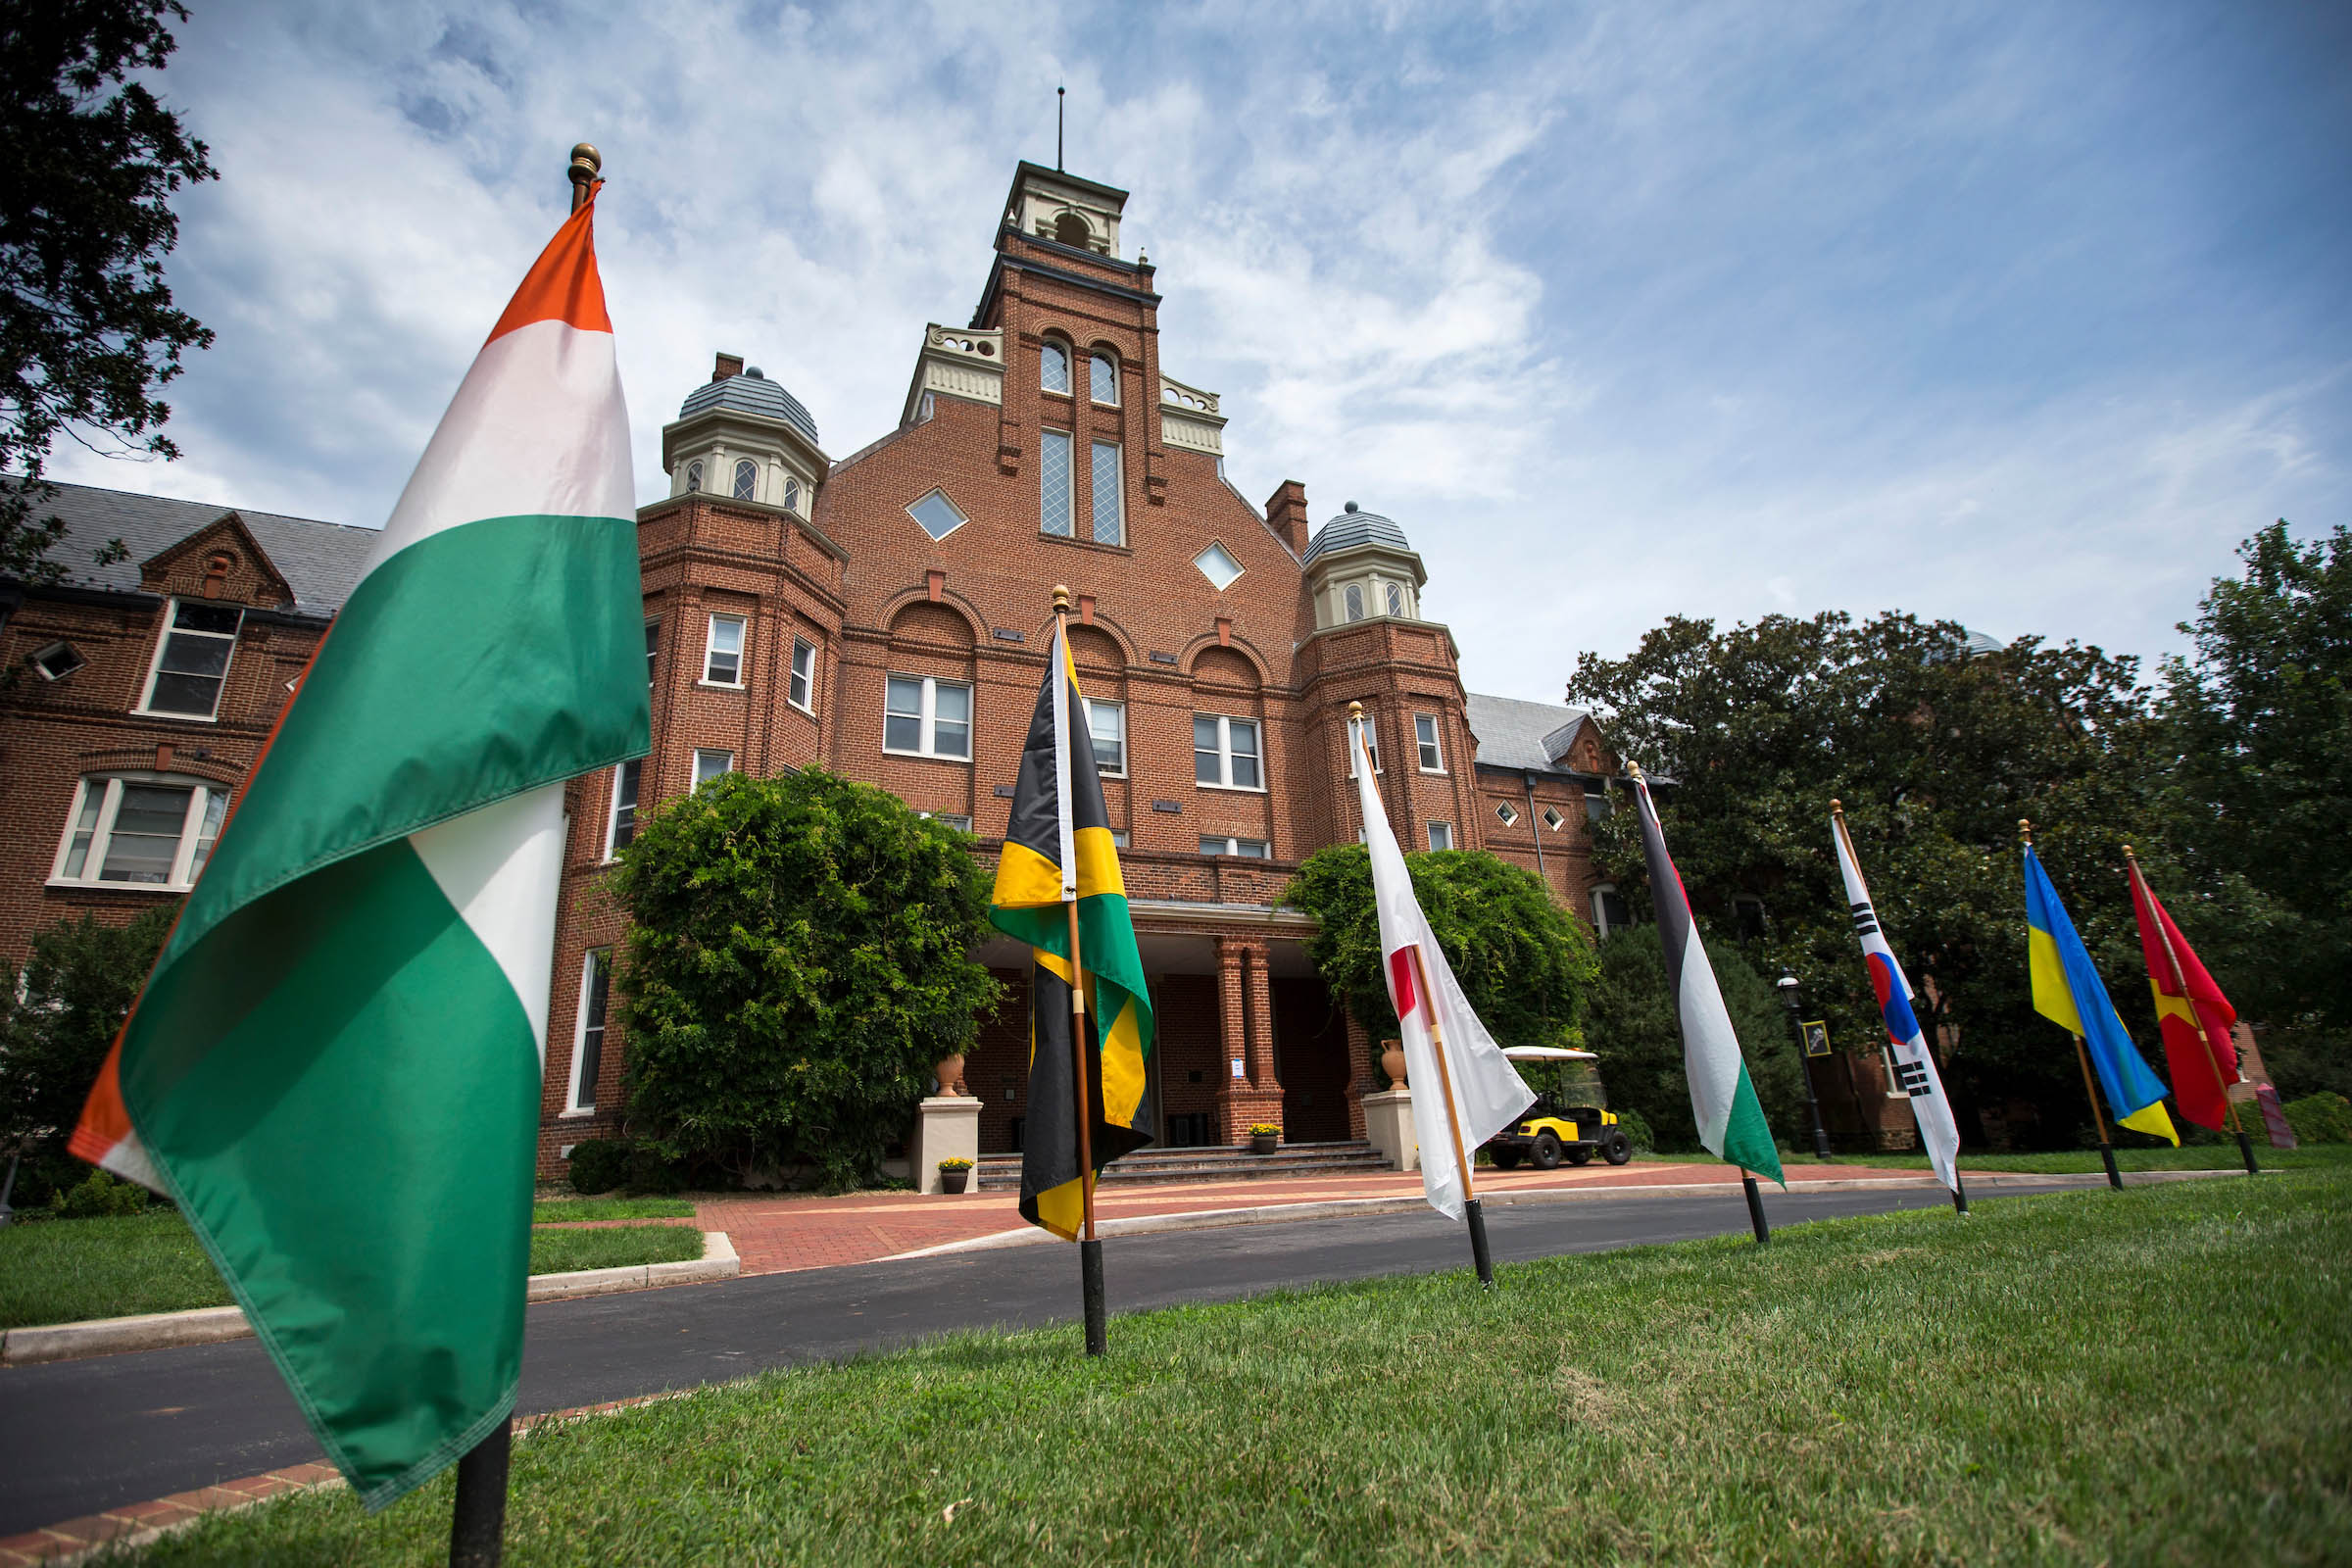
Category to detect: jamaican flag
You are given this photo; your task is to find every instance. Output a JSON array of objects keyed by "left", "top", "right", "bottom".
[{"left": 990, "top": 616, "right": 1155, "bottom": 1239}]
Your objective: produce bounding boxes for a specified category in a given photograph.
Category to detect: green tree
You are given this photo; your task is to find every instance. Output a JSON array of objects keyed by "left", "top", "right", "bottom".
[
  {"left": 607, "top": 769, "right": 1004, "bottom": 1193},
  {"left": 2163, "top": 520, "right": 2352, "bottom": 1097},
  {"left": 1580, "top": 924, "right": 1803, "bottom": 1153},
  {"left": 1568, "top": 611, "right": 2174, "bottom": 1148},
  {"left": 0, "top": 904, "right": 174, "bottom": 1205},
  {"left": 2, "top": 0, "right": 216, "bottom": 582},
  {"left": 1281, "top": 846, "right": 1599, "bottom": 1066}
]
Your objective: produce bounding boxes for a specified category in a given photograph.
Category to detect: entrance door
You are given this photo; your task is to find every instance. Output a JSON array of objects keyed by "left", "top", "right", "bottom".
[{"left": 1272, "top": 977, "right": 1352, "bottom": 1143}]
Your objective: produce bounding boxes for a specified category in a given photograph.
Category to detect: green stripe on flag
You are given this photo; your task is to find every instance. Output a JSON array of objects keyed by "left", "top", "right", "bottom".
[{"left": 1721, "top": 1064, "right": 1785, "bottom": 1186}]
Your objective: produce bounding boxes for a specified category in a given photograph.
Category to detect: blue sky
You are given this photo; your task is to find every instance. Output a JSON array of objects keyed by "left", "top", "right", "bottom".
[{"left": 52, "top": 0, "right": 2350, "bottom": 705}]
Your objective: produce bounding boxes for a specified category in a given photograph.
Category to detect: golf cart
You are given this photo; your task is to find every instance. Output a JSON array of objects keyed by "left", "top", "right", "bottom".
[{"left": 1486, "top": 1046, "right": 1633, "bottom": 1170}]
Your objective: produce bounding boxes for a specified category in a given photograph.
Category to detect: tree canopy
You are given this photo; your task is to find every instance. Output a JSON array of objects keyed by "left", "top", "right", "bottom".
[
  {"left": 1, "top": 0, "right": 215, "bottom": 582},
  {"left": 1281, "top": 845, "right": 1598, "bottom": 1066},
  {"left": 606, "top": 769, "right": 1003, "bottom": 1193}
]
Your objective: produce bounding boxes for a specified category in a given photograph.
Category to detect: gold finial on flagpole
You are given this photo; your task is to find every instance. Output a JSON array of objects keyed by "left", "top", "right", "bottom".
[
  {"left": 1348, "top": 700, "right": 1363, "bottom": 719},
  {"left": 1626, "top": 760, "right": 1646, "bottom": 783},
  {"left": 1830, "top": 798, "right": 1844, "bottom": 817},
  {"left": 2123, "top": 844, "right": 2137, "bottom": 863},
  {"left": 2019, "top": 817, "right": 2034, "bottom": 845},
  {"left": 1053, "top": 583, "right": 1071, "bottom": 614},
  {"left": 567, "top": 143, "right": 602, "bottom": 213}
]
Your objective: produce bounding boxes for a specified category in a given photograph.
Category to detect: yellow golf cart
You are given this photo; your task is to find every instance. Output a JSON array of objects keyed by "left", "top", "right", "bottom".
[{"left": 1486, "top": 1046, "right": 1633, "bottom": 1170}]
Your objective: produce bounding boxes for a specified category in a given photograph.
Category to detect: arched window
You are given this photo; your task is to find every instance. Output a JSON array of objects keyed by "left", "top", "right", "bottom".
[
  {"left": 1344, "top": 583, "right": 1365, "bottom": 622},
  {"left": 1385, "top": 581, "right": 1404, "bottom": 617},
  {"left": 782, "top": 477, "right": 803, "bottom": 514},
  {"left": 732, "top": 459, "right": 758, "bottom": 501},
  {"left": 1089, "top": 352, "right": 1118, "bottom": 406},
  {"left": 1041, "top": 341, "right": 1070, "bottom": 394},
  {"left": 1054, "top": 211, "right": 1092, "bottom": 248},
  {"left": 684, "top": 459, "right": 704, "bottom": 493}
]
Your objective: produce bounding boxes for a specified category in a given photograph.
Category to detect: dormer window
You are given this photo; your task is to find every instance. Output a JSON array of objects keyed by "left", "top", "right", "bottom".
[
  {"left": 138, "top": 600, "right": 243, "bottom": 719},
  {"left": 1089, "top": 353, "right": 1118, "bottom": 406},
  {"left": 1344, "top": 584, "right": 1365, "bottom": 622},
  {"left": 732, "top": 460, "right": 758, "bottom": 501},
  {"left": 1041, "top": 342, "right": 1071, "bottom": 395},
  {"left": 685, "top": 460, "right": 704, "bottom": 493}
]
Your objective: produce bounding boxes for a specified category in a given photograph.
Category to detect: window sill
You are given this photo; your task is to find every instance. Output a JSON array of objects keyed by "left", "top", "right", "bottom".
[
  {"left": 882, "top": 748, "right": 973, "bottom": 765},
  {"left": 1040, "top": 532, "right": 1132, "bottom": 556},
  {"left": 697, "top": 679, "right": 746, "bottom": 692},
  {"left": 47, "top": 878, "right": 189, "bottom": 894},
  {"left": 1195, "top": 781, "right": 1268, "bottom": 795},
  {"left": 128, "top": 708, "right": 220, "bottom": 724},
  {"left": 788, "top": 699, "right": 816, "bottom": 718},
  {"left": 1418, "top": 767, "right": 1448, "bottom": 776},
  {"left": 559, "top": 1106, "right": 597, "bottom": 1119}
]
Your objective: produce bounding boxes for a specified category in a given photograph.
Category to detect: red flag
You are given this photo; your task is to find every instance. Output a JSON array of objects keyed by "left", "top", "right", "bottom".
[{"left": 2128, "top": 863, "right": 2239, "bottom": 1132}]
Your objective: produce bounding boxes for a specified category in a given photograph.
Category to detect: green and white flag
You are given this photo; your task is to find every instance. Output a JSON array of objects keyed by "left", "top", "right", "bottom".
[{"left": 72, "top": 188, "right": 648, "bottom": 1508}]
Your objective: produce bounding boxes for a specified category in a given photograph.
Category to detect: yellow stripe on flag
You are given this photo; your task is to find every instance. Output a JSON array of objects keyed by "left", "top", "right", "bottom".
[
  {"left": 2028, "top": 927, "right": 2083, "bottom": 1035},
  {"left": 1072, "top": 825, "right": 1126, "bottom": 900},
  {"left": 2120, "top": 1099, "right": 2180, "bottom": 1144},
  {"left": 993, "top": 842, "right": 1065, "bottom": 909},
  {"left": 1098, "top": 992, "right": 1149, "bottom": 1129},
  {"left": 1031, "top": 1177, "right": 1085, "bottom": 1242}
]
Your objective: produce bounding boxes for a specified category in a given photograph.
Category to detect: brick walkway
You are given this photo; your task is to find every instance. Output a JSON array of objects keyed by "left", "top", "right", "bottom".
[{"left": 694, "top": 1158, "right": 1931, "bottom": 1276}]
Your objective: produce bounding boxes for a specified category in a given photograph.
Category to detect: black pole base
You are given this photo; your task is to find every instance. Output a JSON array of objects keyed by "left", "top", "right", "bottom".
[
  {"left": 448, "top": 1416, "right": 512, "bottom": 1568},
  {"left": 1080, "top": 1237, "right": 1106, "bottom": 1357},
  {"left": 1465, "top": 1198, "right": 1494, "bottom": 1288},
  {"left": 2097, "top": 1142, "right": 2124, "bottom": 1190},
  {"left": 2236, "top": 1130, "right": 2260, "bottom": 1176},
  {"left": 1741, "top": 1174, "right": 1771, "bottom": 1245},
  {"left": 1951, "top": 1173, "right": 1970, "bottom": 1215}
]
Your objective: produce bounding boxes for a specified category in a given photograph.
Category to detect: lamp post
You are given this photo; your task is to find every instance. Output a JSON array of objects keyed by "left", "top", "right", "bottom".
[{"left": 1779, "top": 969, "right": 1834, "bottom": 1160}]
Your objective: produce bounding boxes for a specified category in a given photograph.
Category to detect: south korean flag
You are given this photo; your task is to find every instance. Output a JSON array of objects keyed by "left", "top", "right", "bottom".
[{"left": 1831, "top": 809, "right": 1963, "bottom": 1194}]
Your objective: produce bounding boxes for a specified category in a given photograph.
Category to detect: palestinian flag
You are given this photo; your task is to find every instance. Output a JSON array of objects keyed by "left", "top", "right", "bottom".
[
  {"left": 1629, "top": 771, "right": 1784, "bottom": 1185},
  {"left": 2125, "top": 856, "right": 2239, "bottom": 1133},
  {"left": 69, "top": 189, "right": 647, "bottom": 1508},
  {"left": 989, "top": 616, "right": 1154, "bottom": 1239}
]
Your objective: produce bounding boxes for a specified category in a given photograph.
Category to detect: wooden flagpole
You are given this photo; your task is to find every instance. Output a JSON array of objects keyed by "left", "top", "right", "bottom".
[
  {"left": 450, "top": 139, "right": 610, "bottom": 1568},
  {"left": 1406, "top": 942, "right": 1494, "bottom": 1288},
  {"left": 1054, "top": 587, "right": 1106, "bottom": 1355},
  {"left": 2024, "top": 819, "right": 2124, "bottom": 1191},
  {"left": 2124, "top": 847, "right": 2257, "bottom": 1176}
]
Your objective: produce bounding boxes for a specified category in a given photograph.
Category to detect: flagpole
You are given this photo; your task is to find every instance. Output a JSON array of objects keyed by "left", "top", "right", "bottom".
[
  {"left": 2125, "top": 847, "right": 2258, "bottom": 1176},
  {"left": 1832, "top": 800, "right": 1967, "bottom": 1216},
  {"left": 2022, "top": 820, "right": 2126, "bottom": 1191},
  {"left": 452, "top": 141, "right": 610, "bottom": 1568},
  {"left": 1054, "top": 587, "right": 1107, "bottom": 1356},
  {"left": 1404, "top": 942, "right": 1494, "bottom": 1288}
]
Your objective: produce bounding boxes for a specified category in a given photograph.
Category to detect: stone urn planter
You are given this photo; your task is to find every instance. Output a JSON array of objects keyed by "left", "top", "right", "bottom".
[
  {"left": 1249, "top": 1124, "right": 1281, "bottom": 1155},
  {"left": 1380, "top": 1039, "right": 1407, "bottom": 1089},
  {"left": 933, "top": 1053, "right": 966, "bottom": 1097},
  {"left": 939, "top": 1159, "right": 973, "bottom": 1195}
]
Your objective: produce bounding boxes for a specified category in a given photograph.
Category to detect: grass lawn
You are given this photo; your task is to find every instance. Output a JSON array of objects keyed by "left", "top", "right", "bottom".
[
  {"left": 0, "top": 1214, "right": 704, "bottom": 1331},
  {"left": 529, "top": 1197, "right": 697, "bottom": 1223},
  {"left": 128, "top": 1169, "right": 2348, "bottom": 1566},
  {"left": 1780, "top": 1142, "right": 2352, "bottom": 1175}
]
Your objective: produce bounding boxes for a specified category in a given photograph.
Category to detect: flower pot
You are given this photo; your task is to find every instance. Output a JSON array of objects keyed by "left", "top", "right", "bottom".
[
  {"left": 933, "top": 1053, "right": 966, "bottom": 1097},
  {"left": 1380, "top": 1040, "right": 1407, "bottom": 1089},
  {"left": 1250, "top": 1133, "right": 1278, "bottom": 1155},
  {"left": 942, "top": 1168, "right": 971, "bottom": 1195}
]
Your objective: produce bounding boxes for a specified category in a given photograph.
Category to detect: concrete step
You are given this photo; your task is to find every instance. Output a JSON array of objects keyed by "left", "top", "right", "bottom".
[{"left": 972, "top": 1141, "right": 1394, "bottom": 1191}]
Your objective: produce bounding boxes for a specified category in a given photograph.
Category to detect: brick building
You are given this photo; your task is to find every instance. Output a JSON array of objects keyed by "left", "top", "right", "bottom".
[{"left": 12, "top": 161, "right": 1822, "bottom": 1175}]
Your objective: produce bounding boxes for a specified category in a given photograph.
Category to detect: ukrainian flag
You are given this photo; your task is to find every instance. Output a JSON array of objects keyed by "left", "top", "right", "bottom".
[
  {"left": 990, "top": 615, "right": 1155, "bottom": 1239},
  {"left": 2023, "top": 844, "right": 2178, "bottom": 1144}
]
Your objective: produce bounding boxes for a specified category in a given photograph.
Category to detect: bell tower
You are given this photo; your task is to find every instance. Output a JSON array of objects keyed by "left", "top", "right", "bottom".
[{"left": 1002, "top": 162, "right": 1127, "bottom": 258}]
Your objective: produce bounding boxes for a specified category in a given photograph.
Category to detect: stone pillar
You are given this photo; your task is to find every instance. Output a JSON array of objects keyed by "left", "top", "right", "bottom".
[
  {"left": 910, "top": 1095, "right": 982, "bottom": 1195},
  {"left": 1244, "top": 946, "right": 1280, "bottom": 1091},
  {"left": 1343, "top": 1013, "right": 1375, "bottom": 1141},
  {"left": 1214, "top": 936, "right": 1282, "bottom": 1143},
  {"left": 1363, "top": 1088, "right": 1417, "bottom": 1171}
]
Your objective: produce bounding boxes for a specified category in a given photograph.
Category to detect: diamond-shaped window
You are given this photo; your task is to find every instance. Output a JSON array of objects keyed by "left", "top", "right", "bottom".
[
  {"left": 1194, "top": 542, "right": 1244, "bottom": 591},
  {"left": 906, "top": 489, "right": 967, "bottom": 541}
]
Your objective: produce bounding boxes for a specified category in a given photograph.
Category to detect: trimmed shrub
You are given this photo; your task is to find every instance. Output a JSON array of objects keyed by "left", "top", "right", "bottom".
[
  {"left": 2279, "top": 1092, "right": 2352, "bottom": 1145},
  {"left": 566, "top": 1139, "right": 630, "bottom": 1196},
  {"left": 48, "top": 1168, "right": 150, "bottom": 1218},
  {"left": 1613, "top": 1106, "right": 1657, "bottom": 1153}
]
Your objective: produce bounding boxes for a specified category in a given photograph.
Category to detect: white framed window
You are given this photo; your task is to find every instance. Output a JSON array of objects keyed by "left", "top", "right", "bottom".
[
  {"left": 885, "top": 675, "right": 971, "bottom": 760},
  {"left": 684, "top": 459, "right": 704, "bottom": 493},
  {"left": 1041, "top": 430, "right": 1074, "bottom": 537},
  {"left": 1089, "top": 352, "right": 1118, "bottom": 406},
  {"left": 732, "top": 459, "right": 758, "bottom": 501},
  {"left": 1109, "top": 829, "right": 1130, "bottom": 849},
  {"left": 693, "top": 749, "right": 735, "bottom": 787},
  {"left": 1200, "top": 836, "right": 1270, "bottom": 858},
  {"left": 644, "top": 620, "right": 661, "bottom": 692},
  {"left": 1348, "top": 718, "right": 1381, "bottom": 778},
  {"left": 1084, "top": 698, "right": 1126, "bottom": 775},
  {"left": 1415, "top": 713, "right": 1445, "bottom": 772},
  {"left": 1881, "top": 1046, "right": 1913, "bottom": 1100},
  {"left": 920, "top": 811, "right": 973, "bottom": 833},
  {"left": 782, "top": 477, "right": 803, "bottom": 514},
  {"left": 30, "top": 641, "right": 84, "bottom": 681},
  {"left": 605, "top": 760, "right": 642, "bottom": 858},
  {"left": 1592, "top": 883, "right": 1629, "bottom": 938},
  {"left": 906, "top": 488, "right": 967, "bottom": 542},
  {"left": 1496, "top": 802, "right": 1520, "bottom": 827},
  {"left": 1041, "top": 340, "right": 1071, "bottom": 394},
  {"left": 137, "top": 600, "right": 243, "bottom": 719},
  {"left": 565, "top": 950, "right": 611, "bottom": 1114},
  {"left": 1427, "top": 821, "right": 1453, "bottom": 851},
  {"left": 1344, "top": 583, "right": 1365, "bottom": 622},
  {"left": 1585, "top": 784, "right": 1613, "bottom": 820},
  {"left": 789, "top": 636, "right": 816, "bottom": 712},
  {"left": 1386, "top": 581, "right": 1405, "bottom": 617},
  {"left": 703, "top": 613, "right": 746, "bottom": 686},
  {"left": 1193, "top": 714, "right": 1263, "bottom": 791},
  {"left": 1193, "top": 542, "right": 1244, "bottom": 591},
  {"left": 50, "top": 774, "right": 229, "bottom": 890},
  {"left": 1091, "top": 441, "right": 1123, "bottom": 545},
  {"left": 1544, "top": 806, "right": 1567, "bottom": 832}
]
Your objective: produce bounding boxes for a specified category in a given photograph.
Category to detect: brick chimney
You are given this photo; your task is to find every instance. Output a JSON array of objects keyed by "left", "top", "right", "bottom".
[
  {"left": 711, "top": 352, "right": 744, "bottom": 382},
  {"left": 1263, "top": 480, "right": 1311, "bottom": 557}
]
